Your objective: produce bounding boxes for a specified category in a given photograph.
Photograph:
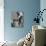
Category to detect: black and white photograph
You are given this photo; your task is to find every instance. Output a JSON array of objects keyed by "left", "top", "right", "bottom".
[{"left": 11, "top": 11, "right": 24, "bottom": 27}]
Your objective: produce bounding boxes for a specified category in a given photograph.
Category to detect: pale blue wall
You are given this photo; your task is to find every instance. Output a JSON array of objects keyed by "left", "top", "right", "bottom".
[
  {"left": 4, "top": 0, "right": 40, "bottom": 42},
  {"left": 40, "top": 0, "right": 46, "bottom": 27}
]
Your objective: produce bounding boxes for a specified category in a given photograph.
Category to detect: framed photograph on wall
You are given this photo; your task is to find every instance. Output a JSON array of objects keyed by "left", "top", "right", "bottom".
[{"left": 11, "top": 11, "right": 24, "bottom": 27}]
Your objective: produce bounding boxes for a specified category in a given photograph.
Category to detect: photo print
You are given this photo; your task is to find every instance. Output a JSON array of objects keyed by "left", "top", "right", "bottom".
[{"left": 11, "top": 11, "right": 24, "bottom": 27}]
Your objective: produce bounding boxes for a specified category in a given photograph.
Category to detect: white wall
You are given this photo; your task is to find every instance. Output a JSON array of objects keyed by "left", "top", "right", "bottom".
[{"left": 0, "top": 0, "right": 4, "bottom": 42}]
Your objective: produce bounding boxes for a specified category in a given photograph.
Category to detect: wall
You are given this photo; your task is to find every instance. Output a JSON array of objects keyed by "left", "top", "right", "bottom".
[
  {"left": 40, "top": 0, "right": 46, "bottom": 27},
  {"left": 0, "top": 0, "right": 4, "bottom": 42},
  {"left": 4, "top": 0, "right": 40, "bottom": 42}
]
